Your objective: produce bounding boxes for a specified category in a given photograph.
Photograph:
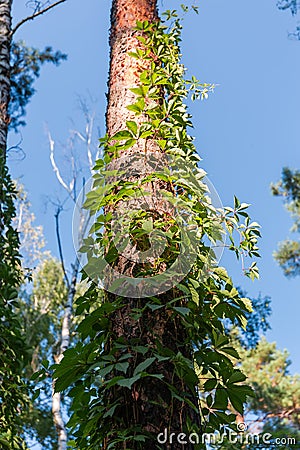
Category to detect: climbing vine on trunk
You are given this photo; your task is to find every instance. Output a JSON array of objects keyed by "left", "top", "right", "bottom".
[
  {"left": 0, "top": 156, "right": 29, "bottom": 449},
  {"left": 53, "top": 13, "right": 260, "bottom": 450}
]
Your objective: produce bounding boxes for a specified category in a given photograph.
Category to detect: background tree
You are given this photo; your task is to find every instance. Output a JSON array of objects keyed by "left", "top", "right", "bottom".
[
  {"left": 13, "top": 104, "right": 99, "bottom": 449},
  {"left": 0, "top": 1, "right": 66, "bottom": 447},
  {"left": 211, "top": 315, "right": 300, "bottom": 449},
  {"left": 1, "top": 0, "right": 67, "bottom": 155},
  {"left": 9, "top": 40, "right": 66, "bottom": 132},
  {"left": 277, "top": 0, "right": 300, "bottom": 39},
  {"left": 272, "top": 167, "right": 300, "bottom": 278}
]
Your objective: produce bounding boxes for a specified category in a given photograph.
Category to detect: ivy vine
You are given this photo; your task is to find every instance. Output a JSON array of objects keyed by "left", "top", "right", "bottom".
[
  {"left": 52, "top": 13, "right": 261, "bottom": 449},
  {"left": 0, "top": 155, "right": 29, "bottom": 449}
]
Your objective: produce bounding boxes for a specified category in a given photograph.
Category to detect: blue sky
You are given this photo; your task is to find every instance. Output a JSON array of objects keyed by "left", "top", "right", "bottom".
[{"left": 10, "top": 0, "right": 300, "bottom": 373}]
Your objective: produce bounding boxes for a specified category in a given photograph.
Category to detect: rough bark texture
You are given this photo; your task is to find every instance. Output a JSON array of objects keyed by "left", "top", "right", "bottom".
[
  {"left": 106, "top": 0, "right": 158, "bottom": 136},
  {"left": 105, "top": 1, "right": 201, "bottom": 448},
  {"left": 0, "top": 0, "right": 12, "bottom": 158}
]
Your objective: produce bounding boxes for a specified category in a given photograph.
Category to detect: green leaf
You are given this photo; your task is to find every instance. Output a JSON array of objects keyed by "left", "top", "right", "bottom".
[
  {"left": 115, "top": 361, "right": 129, "bottom": 374},
  {"left": 228, "top": 370, "right": 246, "bottom": 384},
  {"left": 133, "top": 435, "right": 147, "bottom": 442},
  {"left": 213, "top": 388, "right": 228, "bottom": 410},
  {"left": 31, "top": 371, "right": 41, "bottom": 381},
  {"left": 234, "top": 195, "right": 241, "bottom": 209},
  {"left": 173, "top": 306, "right": 190, "bottom": 316},
  {"left": 133, "top": 345, "right": 148, "bottom": 355},
  {"left": 117, "top": 374, "right": 141, "bottom": 389},
  {"left": 112, "top": 130, "right": 133, "bottom": 140},
  {"left": 98, "top": 364, "right": 114, "bottom": 378},
  {"left": 219, "top": 347, "right": 240, "bottom": 359},
  {"left": 54, "top": 369, "right": 82, "bottom": 392},
  {"left": 227, "top": 389, "right": 244, "bottom": 415},
  {"left": 147, "top": 303, "right": 163, "bottom": 311},
  {"left": 103, "top": 403, "right": 119, "bottom": 418},
  {"left": 32, "top": 388, "right": 40, "bottom": 401},
  {"left": 41, "top": 359, "right": 49, "bottom": 369},
  {"left": 238, "top": 297, "right": 253, "bottom": 313},
  {"left": 134, "top": 357, "right": 156, "bottom": 376},
  {"left": 212, "top": 330, "right": 229, "bottom": 348},
  {"left": 142, "top": 219, "right": 153, "bottom": 232},
  {"left": 127, "top": 104, "right": 142, "bottom": 114},
  {"left": 204, "top": 378, "right": 218, "bottom": 391},
  {"left": 126, "top": 120, "right": 138, "bottom": 136}
]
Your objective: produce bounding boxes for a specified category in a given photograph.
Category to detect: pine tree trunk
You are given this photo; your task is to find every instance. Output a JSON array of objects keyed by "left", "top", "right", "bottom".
[
  {"left": 105, "top": 1, "right": 201, "bottom": 448},
  {"left": 0, "top": 0, "right": 12, "bottom": 158}
]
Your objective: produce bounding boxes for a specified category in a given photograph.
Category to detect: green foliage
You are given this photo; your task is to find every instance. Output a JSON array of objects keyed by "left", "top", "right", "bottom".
[
  {"left": 13, "top": 182, "right": 51, "bottom": 268},
  {"left": 19, "top": 257, "right": 70, "bottom": 448},
  {"left": 20, "top": 258, "right": 68, "bottom": 373},
  {"left": 242, "top": 339, "right": 300, "bottom": 426},
  {"left": 0, "top": 156, "right": 29, "bottom": 449},
  {"left": 211, "top": 338, "right": 300, "bottom": 449},
  {"left": 53, "top": 16, "right": 261, "bottom": 449},
  {"left": 9, "top": 40, "right": 67, "bottom": 131},
  {"left": 272, "top": 167, "right": 300, "bottom": 277}
]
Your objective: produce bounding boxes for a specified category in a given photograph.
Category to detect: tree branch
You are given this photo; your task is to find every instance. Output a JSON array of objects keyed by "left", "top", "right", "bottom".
[
  {"left": 54, "top": 207, "right": 70, "bottom": 290},
  {"left": 11, "top": 0, "right": 67, "bottom": 37},
  {"left": 48, "top": 130, "right": 72, "bottom": 194}
]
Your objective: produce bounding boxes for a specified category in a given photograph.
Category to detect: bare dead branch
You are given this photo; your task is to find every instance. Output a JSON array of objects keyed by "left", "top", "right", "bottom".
[
  {"left": 48, "top": 130, "right": 72, "bottom": 194},
  {"left": 11, "top": 0, "right": 67, "bottom": 37},
  {"left": 54, "top": 207, "right": 70, "bottom": 289}
]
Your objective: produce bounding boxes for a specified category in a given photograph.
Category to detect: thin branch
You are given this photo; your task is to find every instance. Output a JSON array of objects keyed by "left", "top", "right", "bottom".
[
  {"left": 7, "top": 133, "right": 25, "bottom": 161},
  {"left": 11, "top": 0, "right": 67, "bottom": 37},
  {"left": 48, "top": 130, "right": 71, "bottom": 194},
  {"left": 86, "top": 113, "right": 95, "bottom": 173},
  {"left": 54, "top": 207, "right": 70, "bottom": 290}
]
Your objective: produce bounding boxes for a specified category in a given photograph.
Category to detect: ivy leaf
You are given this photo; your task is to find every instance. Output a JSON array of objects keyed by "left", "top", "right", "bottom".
[
  {"left": 228, "top": 370, "right": 247, "bottom": 384},
  {"left": 227, "top": 388, "right": 244, "bottom": 414},
  {"left": 142, "top": 219, "right": 153, "bottom": 232},
  {"left": 117, "top": 374, "right": 141, "bottom": 389},
  {"left": 126, "top": 120, "right": 138, "bottom": 136},
  {"left": 219, "top": 347, "right": 240, "bottom": 359},
  {"left": 112, "top": 130, "right": 133, "bottom": 140},
  {"left": 115, "top": 361, "right": 129, "bottom": 374},
  {"left": 213, "top": 388, "right": 228, "bottom": 410},
  {"left": 103, "top": 403, "right": 120, "bottom": 418},
  {"left": 238, "top": 297, "right": 253, "bottom": 313},
  {"left": 204, "top": 378, "right": 218, "bottom": 391},
  {"left": 133, "top": 357, "right": 156, "bottom": 376},
  {"left": 32, "top": 388, "right": 40, "bottom": 402},
  {"left": 173, "top": 306, "right": 190, "bottom": 316}
]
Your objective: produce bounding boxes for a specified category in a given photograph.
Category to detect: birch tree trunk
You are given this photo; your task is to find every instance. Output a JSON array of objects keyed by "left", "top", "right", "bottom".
[
  {"left": 105, "top": 1, "right": 201, "bottom": 447},
  {"left": 52, "top": 259, "right": 79, "bottom": 450},
  {"left": 0, "top": 0, "right": 12, "bottom": 158}
]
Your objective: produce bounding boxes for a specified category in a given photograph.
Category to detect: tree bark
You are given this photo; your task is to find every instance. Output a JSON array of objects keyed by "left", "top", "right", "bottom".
[
  {"left": 104, "top": 1, "right": 201, "bottom": 448},
  {"left": 0, "top": 0, "right": 12, "bottom": 158}
]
